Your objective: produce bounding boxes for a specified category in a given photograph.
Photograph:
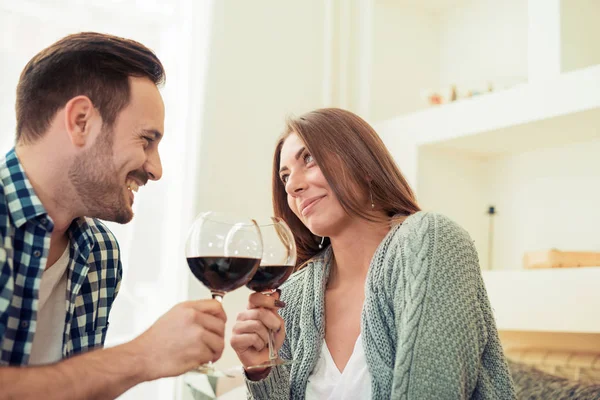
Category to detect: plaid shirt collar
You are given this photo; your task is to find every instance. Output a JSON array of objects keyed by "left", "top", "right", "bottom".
[
  {"left": 2, "top": 149, "right": 95, "bottom": 250},
  {"left": 2, "top": 149, "right": 47, "bottom": 228}
]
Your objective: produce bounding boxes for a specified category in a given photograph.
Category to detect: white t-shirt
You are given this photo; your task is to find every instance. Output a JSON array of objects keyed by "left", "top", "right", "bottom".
[
  {"left": 305, "top": 335, "right": 372, "bottom": 399},
  {"left": 29, "top": 245, "right": 70, "bottom": 365}
]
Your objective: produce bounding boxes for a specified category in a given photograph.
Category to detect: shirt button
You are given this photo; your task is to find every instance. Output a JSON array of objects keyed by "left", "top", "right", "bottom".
[
  {"left": 40, "top": 217, "right": 48, "bottom": 225},
  {"left": 21, "top": 321, "right": 29, "bottom": 328},
  {"left": 33, "top": 250, "right": 41, "bottom": 258}
]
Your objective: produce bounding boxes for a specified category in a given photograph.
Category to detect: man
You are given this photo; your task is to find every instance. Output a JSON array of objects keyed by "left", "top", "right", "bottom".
[{"left": 0, "top": 32, "right": 226, "bottom": 399}]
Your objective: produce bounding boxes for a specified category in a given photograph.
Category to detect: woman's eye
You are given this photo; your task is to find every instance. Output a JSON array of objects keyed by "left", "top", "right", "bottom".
[
  {"left": 304, "top": 153, "right": 314, "bottom": 164},
  {"left": 281, "top": 174, "right": 289, "bottom": 184}
]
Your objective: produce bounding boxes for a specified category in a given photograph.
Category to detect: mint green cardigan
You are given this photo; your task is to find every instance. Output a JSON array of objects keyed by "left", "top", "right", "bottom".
[{"left": 246, "top": 212, "right": 516, "bottom": 399}]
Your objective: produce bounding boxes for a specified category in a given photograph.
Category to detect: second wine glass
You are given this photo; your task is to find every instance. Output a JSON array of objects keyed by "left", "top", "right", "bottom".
[
  {"left": 185, "top": 211, "right": 263, "bottom": 376},
  {"left": 245, "top": 217, "right": 297, "bottom": 370}
]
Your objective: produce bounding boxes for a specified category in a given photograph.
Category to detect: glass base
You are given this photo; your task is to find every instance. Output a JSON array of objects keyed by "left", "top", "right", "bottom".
[
  {"left": 189, "top": 363, "right": 234, "bottom": 378},
  {"left": 246, "top": 358, "right": 294, "bottom": 370}
]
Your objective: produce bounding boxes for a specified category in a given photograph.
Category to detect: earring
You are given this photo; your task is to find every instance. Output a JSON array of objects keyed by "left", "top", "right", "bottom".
[
  {"left": 370, "top": 188, "right": 375, "bottom": 209},
  {"left": 319, "top": 236, "right": 325, "bottom": 249}
]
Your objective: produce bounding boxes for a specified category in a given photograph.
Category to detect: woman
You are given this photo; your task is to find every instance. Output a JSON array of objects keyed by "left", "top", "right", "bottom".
[{"left": 230, "top": 108, "right": 515, "bottom": 399}]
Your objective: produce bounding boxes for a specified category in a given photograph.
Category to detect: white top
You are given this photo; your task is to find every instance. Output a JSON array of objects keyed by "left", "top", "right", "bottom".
[
  {"left": 29, "top": 245, "right": 70, "bottom": 365},
  {"left": 305, "top": 335, "right": 372, "bottom": 399}
]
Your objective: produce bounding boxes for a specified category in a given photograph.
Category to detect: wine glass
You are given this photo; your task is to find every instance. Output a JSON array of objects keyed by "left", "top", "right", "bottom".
[
  {"left": 185, "top": 211, "right": 263, "bottom": 376},
  {"left": 245, "top": 217, "right": 297, "bottom": 370}
]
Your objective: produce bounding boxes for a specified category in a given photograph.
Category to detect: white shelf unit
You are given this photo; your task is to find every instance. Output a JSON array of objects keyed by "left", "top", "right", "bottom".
[
  {"left": 377, "top": 64, "right": 600, "bottom": 158},
  {"left": 370, "top": 0, "right": 600, "bottom": 343},
  {"left": 377, "top": 64, "right": 600, "bottom": 272}
]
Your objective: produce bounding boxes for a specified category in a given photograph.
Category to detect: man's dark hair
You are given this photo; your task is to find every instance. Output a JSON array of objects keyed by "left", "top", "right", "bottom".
[{"left": 15, "top": 32, "right": 165, "bottom": 143}]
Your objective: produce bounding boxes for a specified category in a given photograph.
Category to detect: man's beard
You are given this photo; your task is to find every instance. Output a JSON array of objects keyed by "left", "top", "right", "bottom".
[{"left": 68, "top": 128, "right": 133, "bottom": 224}]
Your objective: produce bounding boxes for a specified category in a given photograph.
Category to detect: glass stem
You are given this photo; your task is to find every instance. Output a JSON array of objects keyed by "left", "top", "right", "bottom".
[
  {"left": 211, "top": 292, "right": 224, "bottom": 302},
  {"left": 263, "top": 289, "right": 278, "bottom": 362},
  {"left": 268, "top": 329, "right": 277, "bottom": 361},
  {"left": 210, "top": 295, "right": 222, "bottom": 363},
  {"left": 203, "top": 293, "right": 224, "bottom": 371}
]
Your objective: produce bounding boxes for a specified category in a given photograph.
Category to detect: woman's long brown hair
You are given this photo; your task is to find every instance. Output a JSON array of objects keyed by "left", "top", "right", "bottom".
[{"left": 272, "top": 108, "right": 420, "bottom": 268}]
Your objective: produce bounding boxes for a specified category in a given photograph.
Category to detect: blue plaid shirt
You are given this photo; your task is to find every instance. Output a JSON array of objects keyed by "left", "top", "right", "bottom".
[{"left": 0, "top": 149, "right": 122, "bottom": 366}]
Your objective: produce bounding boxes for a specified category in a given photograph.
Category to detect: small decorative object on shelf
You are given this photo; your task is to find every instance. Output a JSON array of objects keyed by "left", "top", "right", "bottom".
[
  {"left": 450, "top": 84, "right": 458, "bottom": 101},
  {"left": 421, "top": 77, "right": 524, "bottom": 106},
  {"left": 423, "top": 82, "right": 491, "bottom": 105},
  {"left": 523, "top": 249, "right": 600, "bottom": 269},
  {"left": 425, "top": 92, "right": 444, "bottom": 105}
]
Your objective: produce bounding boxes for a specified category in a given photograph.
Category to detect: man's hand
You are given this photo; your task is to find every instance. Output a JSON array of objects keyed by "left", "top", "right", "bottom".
[
  {"left": 0, "top": 299, "right": 226, "bottom": 400},
  {"left": 132, "top": 299, "right": 227, "bottom": 380}
]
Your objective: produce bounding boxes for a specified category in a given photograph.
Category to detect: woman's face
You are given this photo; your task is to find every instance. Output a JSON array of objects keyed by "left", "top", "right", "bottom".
[{"left": 278, "top": 133, "right": 352, "bottom": 237}]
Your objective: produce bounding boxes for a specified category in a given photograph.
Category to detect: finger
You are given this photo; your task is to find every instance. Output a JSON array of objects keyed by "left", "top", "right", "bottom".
[
  {"left": 248, "top": 292, "right": 286, "bottom": 310},
  {"left": 237, "top": 308, "right": 282, "bottom": 332},
  {"left": 232, "top": 320, "right": 270, "bottom": 344},
  {"left": 231, "top": 333, "right": 266, "bottom": 353},
  {"left": 195, "top": 312, "right": 226, "bottom": 337},
  {"left": 197, "top": 328, "right": 225, "bottom": 361},
  {"left": 273, "top": 322, "right": 286, "bottom": 350},
  {"left": 187, "top": 299, "right": 227, "bottom": 321},
  {"left": 270, "top": 311, "right": 285, "bottom": 345}
]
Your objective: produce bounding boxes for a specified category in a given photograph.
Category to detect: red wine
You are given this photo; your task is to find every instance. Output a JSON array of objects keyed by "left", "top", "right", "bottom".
[
  {"left": 187, "top": 256, "right": 260, "bottom": 292},
  {"left": 246, "top": 265, "right": 294, "bottom": 292}
]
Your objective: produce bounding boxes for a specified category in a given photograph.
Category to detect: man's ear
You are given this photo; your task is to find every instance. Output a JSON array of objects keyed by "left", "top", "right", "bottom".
[{"left": 64, "top": 96, "right": 96, "bottom": 147}]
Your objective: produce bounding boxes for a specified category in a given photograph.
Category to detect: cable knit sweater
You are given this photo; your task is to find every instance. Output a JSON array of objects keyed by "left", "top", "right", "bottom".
[{"left": 246, "top": 212, "right": 516, "bottom": 399}]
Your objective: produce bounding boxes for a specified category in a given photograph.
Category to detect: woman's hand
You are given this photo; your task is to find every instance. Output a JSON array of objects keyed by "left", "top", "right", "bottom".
[{"left": 230, "top": 291, "right": 286, "bottom": 379}]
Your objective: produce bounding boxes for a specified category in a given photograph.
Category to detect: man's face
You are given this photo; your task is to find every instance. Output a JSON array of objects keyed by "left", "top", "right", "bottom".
[{"left": 69, "top": 77, "right": 165, "bottom": 223}]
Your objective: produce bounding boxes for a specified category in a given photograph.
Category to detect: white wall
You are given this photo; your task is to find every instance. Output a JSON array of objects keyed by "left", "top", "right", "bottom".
[
  {"left": 415, "top": 138, "right": 600, "bottom": 271},
  {"left": 371, "top": 4, "right": 440, "bottom": 121},
  {"left": 484, "top": 138, "right": 600, "bottom": 270},
  {"left": 369, "top": 0, "right": 528, "bottom": 123},
  {"left": 188, "top": 0, "right": 327, "bottom": 381},
  {"left": 560, "top": 0, "right": 600, "bottom": 73},
  {"left": 417, "top": 146, "right": 491, "bottom": 268},
  {"left": 438, "top": 0, "right": 528, "bottom": 91},
  {"left": 0, "top": 11, "right": 23, "bottom": 152}
]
